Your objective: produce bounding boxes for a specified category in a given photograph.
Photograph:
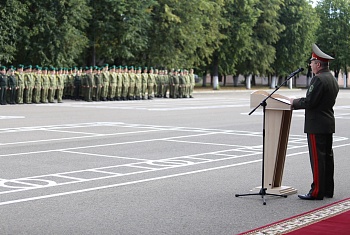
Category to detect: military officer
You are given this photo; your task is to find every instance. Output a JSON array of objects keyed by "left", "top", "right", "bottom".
[
  {"left": 7, "top": 66, "right": 17, "bottom": 104},
  {"left": 293, "top": 44, "right": 339, "bottom": 200},
  {"left": 73, "top": 68, "right": 82, "bottom": 100},
  {"left": 0, "top": 66, "right": 8, "bottom": 105}
]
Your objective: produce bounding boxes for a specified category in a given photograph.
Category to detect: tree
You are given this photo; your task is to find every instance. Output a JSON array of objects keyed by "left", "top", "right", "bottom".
[
  {"left": 0, "top": 1, "right": 26, "bottom": 64},
  {"left": 146, "top": 0, "right": 225, "bottom": 69},
  {"left": 210, "top": 0, "right": 260, "bottom": 88},
  {"left": 316, "top": 0, "right": 350, "bottom": 79},
  {"left": 236, "top": 0, "right": 285, "bottom": 78},
  {"left": 273, "top": 0, "right": 319, "bottom": 78},
  {"left": 86, "top": 0, "right": 157, "bottom": 66},
  {"left": 15, "top": 0, "right": 91, "bottom": 67}
]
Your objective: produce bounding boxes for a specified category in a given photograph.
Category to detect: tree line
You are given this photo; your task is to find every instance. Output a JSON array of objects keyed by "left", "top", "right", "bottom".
[{"left": 1, "top": 0, "right": 349, "bottom": 88}]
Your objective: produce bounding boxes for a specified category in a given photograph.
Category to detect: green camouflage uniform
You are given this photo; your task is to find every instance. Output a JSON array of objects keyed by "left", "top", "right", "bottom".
[
  {"left": 108, "top": 69, "right": 117, "bottom": 100},
  {"left": 24, "top": 70, "right": 34, "bottom": 104},
  {"left": 48, "top": 70, "right": 57, "bottom": 103},
  {"left": 32, "top": 71, "right": 42, "bottom": 103},
  {"left": 41, "top": 70, "right": 49, "bottom": 103},
  {"left": 15, "top": 69, "right": 25, "bottom": 104}
]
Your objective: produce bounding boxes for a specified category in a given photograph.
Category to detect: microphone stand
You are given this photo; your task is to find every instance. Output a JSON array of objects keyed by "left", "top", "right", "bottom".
[{"left": 235, "top": 68, "right": 303, "bottom": 205}]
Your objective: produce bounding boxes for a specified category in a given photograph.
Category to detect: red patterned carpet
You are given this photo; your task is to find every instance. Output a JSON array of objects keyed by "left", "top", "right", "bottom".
[{"left": 239, "top": 198, "right": 350, "bottom": 234}]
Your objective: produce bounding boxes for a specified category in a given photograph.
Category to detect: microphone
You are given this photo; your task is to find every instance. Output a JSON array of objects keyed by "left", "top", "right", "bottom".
[
  {"left": 287, "top": 68, "right": 304, "bottom": 80},
  {"left": 291, "top": 68, "right": 304, "bottom": 76}
]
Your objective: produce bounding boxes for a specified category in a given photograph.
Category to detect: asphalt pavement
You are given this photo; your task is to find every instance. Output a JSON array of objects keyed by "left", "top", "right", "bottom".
[{"left": 0, "top": 87, "right": 349, "bottom": 234}]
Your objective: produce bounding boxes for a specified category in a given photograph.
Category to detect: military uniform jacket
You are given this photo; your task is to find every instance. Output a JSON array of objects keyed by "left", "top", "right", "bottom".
[
  {"left": 293, "top": 68, "right": 339, "bottom": 134},
  {"left": 8, "top": 75, "right": 17, "bottom": 87},
  {"left": 0, "top": 74, "right": 8, "bottom": 87}
]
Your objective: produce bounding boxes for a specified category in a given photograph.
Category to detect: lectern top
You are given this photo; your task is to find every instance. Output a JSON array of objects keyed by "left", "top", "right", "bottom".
[{"left": 250, "top": 91, "right": 292, "bottom": 110}]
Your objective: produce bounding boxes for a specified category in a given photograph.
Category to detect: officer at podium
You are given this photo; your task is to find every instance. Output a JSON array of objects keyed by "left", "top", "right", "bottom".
[{"left": 292, "top": 44, "right": 339, "bottom": 200}]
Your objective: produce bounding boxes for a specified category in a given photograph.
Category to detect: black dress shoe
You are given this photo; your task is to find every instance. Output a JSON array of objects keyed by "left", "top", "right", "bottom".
[{"left": 298, "top": 193, "right": 323, "bottom": 200}]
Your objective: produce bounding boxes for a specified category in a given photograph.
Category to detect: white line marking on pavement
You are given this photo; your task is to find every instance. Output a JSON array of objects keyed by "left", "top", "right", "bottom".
[
  {"left": 60, "top": 150, "right": 149, "bottom": 161},
  {"left": 0, "top": 159, "right": 262, "bottom": 207}
]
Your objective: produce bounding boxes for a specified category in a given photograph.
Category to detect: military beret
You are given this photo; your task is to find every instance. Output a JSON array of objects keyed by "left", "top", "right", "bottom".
[{"left": 0, "top": 66, "right": 6, "bottom": 70}]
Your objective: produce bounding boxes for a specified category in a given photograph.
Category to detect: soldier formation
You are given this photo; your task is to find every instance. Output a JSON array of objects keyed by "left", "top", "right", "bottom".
[{"left": 0, "top": 64, "right": 196, "bottom": 105}]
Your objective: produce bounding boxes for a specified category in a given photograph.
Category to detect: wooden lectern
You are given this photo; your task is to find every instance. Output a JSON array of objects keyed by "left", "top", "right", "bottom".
[{"left": 250, "top": 91, "right": 297, "bottom": 195}]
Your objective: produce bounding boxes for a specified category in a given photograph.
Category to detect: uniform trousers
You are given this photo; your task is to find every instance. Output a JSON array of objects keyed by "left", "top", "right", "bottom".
[{"left": 307, "top": 133, "right": 334, "bottom": 199}]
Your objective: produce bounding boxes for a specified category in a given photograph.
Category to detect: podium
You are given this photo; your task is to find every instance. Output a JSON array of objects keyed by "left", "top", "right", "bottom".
[{"left": 250, "top": 91, "right": 297, "bottom": 195}]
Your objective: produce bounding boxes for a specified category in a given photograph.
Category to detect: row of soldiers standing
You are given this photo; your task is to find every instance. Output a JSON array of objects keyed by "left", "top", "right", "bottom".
[{"left": 0, "top": 64, "right": 195, "bottom": 105}]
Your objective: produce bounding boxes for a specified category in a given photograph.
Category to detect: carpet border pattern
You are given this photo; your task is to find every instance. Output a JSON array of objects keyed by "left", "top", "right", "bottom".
[{"left": 241, "top": 198, "right": 350, "bottom": 234}]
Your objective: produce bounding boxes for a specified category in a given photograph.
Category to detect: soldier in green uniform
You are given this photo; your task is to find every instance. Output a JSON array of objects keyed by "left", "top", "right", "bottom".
[
  {"left": 92, "top": 66, "right": 101, "bottom": 101},
  {"left": 157, "top": 70, "right": 164, "bottom": 98},
  {"left": 170, "top": 70, "right": 179, "bottom": 98},
  {"left": 116, "top": 66, "right": 123, "bottom": 101},
  {"left": 0, "top": 66, "right": 8, "bottom": 105},
  {"left": 121, "top": 66, "right": 130, "bottom": 100},
  {"left": 178, "top": 70, "right": 185, "bottom": 98},
  {"left": 56, "top": 68, "right": 65, "bottom": 103},
  {"left": 189, "top": 68, "right": 195, "bottom": 98},
  {"left": 85, "top": 66, "right": 94, "bottom": 102},
  {"left": 163, "top": 69, "right": 169, "bottom": 98},
  {"left": 128, "top": 66, "right": 136, "bottom": 100},
  {"left": 184, "top": 69, "right": 190, "bottom": 98},
  {"left": 108, "top": 65, "right": 117, "bottom": 101},
  {"left": 32, "top": 66, "right": 42, "bottom": 103},
  {"left": 147, "top": 67, "right": 155, "bottom": 99},
  {"left": 141, "top": 67, "right": 148, "bottom": 100},
  {"left": 100, "top": 64, "right": 109, "bottom": 101},
  {"left": 7, "top": 66, "right": 17, "bottom": 104},
  {"left": 81, "top": 67, "right": 87, "bottom": 100},
  {"left": 69, "top": 67, "right": 77, "bottom": 99},
  {"left": 24, "top": 65, "right": 34, "bottom": 104},
  {"left": 41, "top": 67, "right": 49, "bottom": 103},
  {"left": 154, "top": 69, "right": 159, "bottom": 97},
  {"left": 134, "top": 67, "right": 142, "bottom": 100},
  {"left": 73, "top": 69, "right": 82, "bottom": 100},
  {"left": 48, "top": 67, "right": 57, "bottom": 103}
]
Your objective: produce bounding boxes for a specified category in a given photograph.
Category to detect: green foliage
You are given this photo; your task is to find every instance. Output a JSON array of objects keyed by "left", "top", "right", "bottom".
[
  {"left": 16, "top": 0, "right": 91, "bottom": 67},
  {"left": 86, "top": 0, "right": 157, "bottom": 66},
  {"left": 316, "top": 0, "right": 350, "bottom": 75},
  {"left": 273, "top": 0, "right": 319, "bottom": 76},
  {"left": 216, "top": 0, "right": 260, "bottom": 76},
  {"left": 0, "top": 0, "right": 348, "bottom": 83},
  {"left": 242, "top": 0, "right": 285, "bottom": 76},
  {"left": 146, "top": 0, "right": 225, "bottom": 69},
  {"left": 0, "top": 1, "right": 26, "bottom": 64}
]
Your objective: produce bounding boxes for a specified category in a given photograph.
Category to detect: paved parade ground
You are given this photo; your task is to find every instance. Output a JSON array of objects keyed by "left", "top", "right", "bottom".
[{"left": 1, "top": 88, "right": 350, "bottom": 234}]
